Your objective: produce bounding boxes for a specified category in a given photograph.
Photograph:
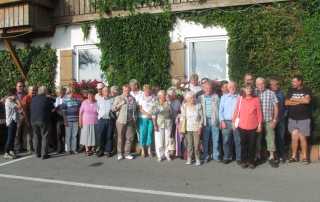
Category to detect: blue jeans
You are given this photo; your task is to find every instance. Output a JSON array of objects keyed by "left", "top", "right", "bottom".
[
  {"left": 221, "top": 120, "right": 241, "bottom": 160},
  {"left": 5, "top": 121, "right": 17, "bottom": 153},
  {"left": 202, "top": 118, "right": 219, "bottom": 159},
  {"left": 275, "top": 119, "right": 285, "bottom": 159},
  {"left": 98, "top": 119, "right": 114, "bottom": 154}
]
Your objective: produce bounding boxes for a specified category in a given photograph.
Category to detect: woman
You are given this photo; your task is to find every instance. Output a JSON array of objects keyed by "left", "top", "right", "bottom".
[
  {"left": 180, "top": 91, "right": 203, "bottom": 166},
  {"left": 138, "top": 84, "right": 156, "bottom": 157},
  {"left": 4, "top": 88, "right": 22, "bottom": 159},
  {"left": 110, "top": 85, "right": 120, "bottom": 154},
  {"left": 152, "top": 85, "right": 160, "bottom": 97},
  {"left": 168, "top": 77, "right": 184, "bottom": 103},
  {"left": 152, "top": 90, "right": 173, "bottom": 162},
  {"left": 110, "top": 86, "right": 120, "bottom": 98},
  {"left": 62, "top": 86, "right": 81, "bottom": 155},
  {"left": 185, "top": 74, "right": 202, "bottom": 95},
  {"left": 112, "top": 84, "right": 137, "bottom": 160},
  {"left": 79, "top": 89, "right": 98, "bottom": 156},
  {"left": 232, "top": 83, "right": 262, "bottom": 169}
]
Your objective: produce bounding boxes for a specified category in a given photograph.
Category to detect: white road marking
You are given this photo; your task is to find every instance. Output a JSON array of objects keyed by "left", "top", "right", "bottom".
[
  {"left": 0, "top": 155, "right": 34, "bottom": 167},
  {"left": 0, "top": 173, "right": 272, "bottom": 202}
]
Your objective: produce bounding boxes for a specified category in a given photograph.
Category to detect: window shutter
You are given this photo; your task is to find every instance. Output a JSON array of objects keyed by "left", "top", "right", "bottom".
[
  {"left": 59, "top": 49, "right": 73, "bottom": 86},
  {"left": 169, "top": 42, "right": 185, "bottom": 82}
]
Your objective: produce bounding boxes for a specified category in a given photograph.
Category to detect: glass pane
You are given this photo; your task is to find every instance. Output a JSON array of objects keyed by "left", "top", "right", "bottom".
[
  {"left": 189, "top": 40, "right": 227, "bottom": 80},
  {"left": 78, "top": 48, "right": 104, "bottom": 81}
]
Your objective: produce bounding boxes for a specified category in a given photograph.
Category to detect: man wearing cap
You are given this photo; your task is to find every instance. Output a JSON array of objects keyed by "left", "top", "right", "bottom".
[{"left": 95, "top": 83, "right": 105, "bottom": 100}]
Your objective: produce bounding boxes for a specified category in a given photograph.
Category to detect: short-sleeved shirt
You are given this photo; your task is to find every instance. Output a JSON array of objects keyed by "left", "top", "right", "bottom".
[
  {"left": 170, "top": 99, "right": 181, "bottom": 119},
  {"left": 62, "top": 97, "right": 81, "bottom": 122},
  {"left": 30, "top": 94, "right": 55, "bottom": 123},
  {"left": 255, "top": 89, "right": 278, "bottom": 122},
  {"left": 138, "top": 94, "right": 156, "bottom": 118},
  {"left": 285, "top": 87, "right": 312, "bottom": 120},
  {"left": 79, "top": 100, "right": 98, "bottom": 125},
  {"left": 97, "top": 96, "right": 114, "bottom": 120},
  {"left": 5, "top": 99, "right": 19, "bottom": 126},
  {"left": 22, "top": 94, "right": 33, "bottom": 116},
  {"left": 130, "top": 90, "right": 144, "bottom": 106}
]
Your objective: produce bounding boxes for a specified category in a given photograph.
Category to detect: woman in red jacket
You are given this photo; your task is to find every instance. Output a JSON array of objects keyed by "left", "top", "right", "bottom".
[{"left": 232, "top": 83, "right": 262, "bottom": 169}]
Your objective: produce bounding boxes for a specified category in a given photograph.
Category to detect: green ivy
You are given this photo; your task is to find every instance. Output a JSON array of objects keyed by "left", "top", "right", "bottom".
[
  {"left": 0, "top": 43, "right": 57, "bottom": 98},
  {"left": 96, "top": 12, "right": 175, "bottom": 89},
  {"left": 81, "top": 23, "right": 91, "bottom": 41}
]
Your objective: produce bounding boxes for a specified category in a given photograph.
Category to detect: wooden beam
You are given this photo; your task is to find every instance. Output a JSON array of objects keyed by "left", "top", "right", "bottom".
[
  {"left": 2, "top": 38, "right": 27, "bottom": 80},
  {"left": 0, "top": 0, "right": 55, "bottom": 9},
  {"left": 5, "top": 26, "right": 33, "bottom": 33},
  {"left": 50, "top": 0, "right": 292, "bottom": 25}
]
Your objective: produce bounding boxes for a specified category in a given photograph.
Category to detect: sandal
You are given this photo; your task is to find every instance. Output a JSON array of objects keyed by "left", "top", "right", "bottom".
[
  {"left": 302, "top": 158, "right": 309, "bottom": 165},
  {"left": 286, "top": 158, "right": 298, "bottom": 163},
  {"left": 92, "top": 150, "right": 97, "bottom": 156},
  {"left": 85, "top": 151, "right": 91, "bottom": 156}
]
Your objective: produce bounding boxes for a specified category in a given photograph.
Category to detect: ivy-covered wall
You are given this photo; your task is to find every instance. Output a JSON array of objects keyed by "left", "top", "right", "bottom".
[{"left": 0, "top": 43, "right": 57, "bottom": 98}]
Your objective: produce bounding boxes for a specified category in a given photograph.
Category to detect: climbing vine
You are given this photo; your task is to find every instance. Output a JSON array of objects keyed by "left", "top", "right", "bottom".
[{"left": 81, "top": 23, "right": 91, "bottom": 41}]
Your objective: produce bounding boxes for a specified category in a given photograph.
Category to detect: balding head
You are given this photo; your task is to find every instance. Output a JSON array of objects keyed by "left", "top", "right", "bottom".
[{"left": 227, "top": 81, "right": 237, "bottom": 95}]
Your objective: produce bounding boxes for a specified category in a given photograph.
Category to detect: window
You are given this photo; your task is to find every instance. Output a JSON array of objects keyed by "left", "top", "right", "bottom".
[
  {"left": 75, "top": 45, "right": 104, "bottom": 81},
  {"left": 185, "top": 36, "right": 229, "bottom": 80}
]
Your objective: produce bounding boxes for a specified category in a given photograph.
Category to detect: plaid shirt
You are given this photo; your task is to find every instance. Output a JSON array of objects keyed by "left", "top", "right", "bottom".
[{"left": 255, "top": 89, "right": 278, "bottom": 122}]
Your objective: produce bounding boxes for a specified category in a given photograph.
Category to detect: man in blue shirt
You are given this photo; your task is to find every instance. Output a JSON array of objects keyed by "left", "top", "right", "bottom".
[{"left": 219, "top": 81, "right": 241, "bottom": 165}]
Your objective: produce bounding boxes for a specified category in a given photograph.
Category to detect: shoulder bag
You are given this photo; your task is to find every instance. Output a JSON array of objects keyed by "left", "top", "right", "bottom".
[{"left": 234, "top": 96, "right": 242, "bottom": 128}]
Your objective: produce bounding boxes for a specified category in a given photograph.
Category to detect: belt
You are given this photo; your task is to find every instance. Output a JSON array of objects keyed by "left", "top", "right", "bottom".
[
  {"left": 206, "top": 117, "right": 211, "bottom": 119},
  {"left": 100, "top": 118, "right": 110, "bottom": 120}
]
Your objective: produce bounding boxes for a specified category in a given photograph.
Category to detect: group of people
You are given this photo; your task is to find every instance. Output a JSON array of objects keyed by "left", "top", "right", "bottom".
[{"left": 2, "top": 73, "right": 312, "bottom": 169}]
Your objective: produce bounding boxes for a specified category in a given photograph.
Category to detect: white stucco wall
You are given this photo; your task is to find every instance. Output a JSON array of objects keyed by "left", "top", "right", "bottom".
[{"left": 0, "top": 19, "right": 228, "bottom": 85}]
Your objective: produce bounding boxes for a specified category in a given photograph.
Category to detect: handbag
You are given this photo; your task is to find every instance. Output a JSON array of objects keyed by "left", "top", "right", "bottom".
[
  {"left": 168, "top": 137, "right": 175, "bottom": 151},
  {"left": 109, "top": 110, "right": 117, "bottom": 121},
  {"left": 179, "top": 104, "right": 187, "bottom": 134},
  {"left": 234, "top": 96, "right": 242, "bottom": 128}
]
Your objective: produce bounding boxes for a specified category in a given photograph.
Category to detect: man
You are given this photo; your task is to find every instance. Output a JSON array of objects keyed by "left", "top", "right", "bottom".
[
  {"left": 97, "top": 86, "right": 115, "bottom": 157},
  {"left": 95, "top": 83, "right": 105, "bottom": 100},
  {"left": 198, "top": 82, "right": 220, "bottom": 163},
  {"left": 285, "top": 76, "right": 312, "bottom": 165},
  {"left": 54, "top": 86, "right": 66, "bottom": 154},
  {"left": 195, "top": 78, "right": 209, "bottom": 98},
  {"left": 129, "top": 79, "right": 143, "bottom": 142},
  {"left": 218, "top": 80, "right": 229, "bottom": 98},
  {"left": 255, "top": 78, "right": 278, "bottom": 168},
  {"left": 219, "top": 81, "right": 241, "bottom": 165},
  {"left": 30, "top": 86, "right": 55, "bottom": 159},
  {"left": 240, "top": 73, "right": 256, "bottom": 94},
  {"left": 1, "top": 81, "right": 27, "bottom": 153},
  {"left": 267, "top": 77, "right": 287, "bottom": 163},
  {"left": 21, "top": 86, "right": 37, "bottom": 154}
]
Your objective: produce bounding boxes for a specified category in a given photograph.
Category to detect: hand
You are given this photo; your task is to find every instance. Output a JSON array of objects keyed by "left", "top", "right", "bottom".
[
  {"left": 197, "top": 127, "right": 202, "bottom": 136},
  {"left": 120, "top": 99, "right": 126, "bottom": 105},
  {"left": 146, "top": 114, "right": 152, "bottom": 119},
  {"left": 221, "top": 121, "right": 227, "bottom": 129},
  {"left": 64, "top": 121, "right": 69, "bottom": 127},
  {"left": 79, "top": 122, "right": 82, "bottom": 129},
  {"left": 232, "top": 122, "right": 236, "bottom": 130},
  {"left": 270, "top": 121, "right": 277, "bottom": 129},
  {"left": 154, "top": 125, "right": 159, "bottom": 132},
  {"left": 257, "top": 124, "right": 262, "bottom": 132}
]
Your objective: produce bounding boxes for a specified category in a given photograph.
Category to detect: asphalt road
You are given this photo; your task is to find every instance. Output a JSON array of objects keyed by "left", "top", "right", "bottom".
[{"left": 0, "top": 148, "right": 319, "bottom": 202}]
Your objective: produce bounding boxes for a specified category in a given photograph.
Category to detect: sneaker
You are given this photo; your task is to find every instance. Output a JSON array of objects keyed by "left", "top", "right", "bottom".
[
  {"left": 70, "top": 150, "right": 78, "bottom": 154},
  {"left": 203, "top": 158, "right": 209, "bottom": 163},
  {"left": 125, "top": 155, "right": 134, "bottom": 160},
  {"left": 157, "top": 158, "right": 162, "bottom": 162},
  {"left": 117, "top": 155, "right": 123, "bottom": 160},
  {"left": 255, "top": 158, "right": 263, "bottom": 166},
  {"left": 10, "top": 153, "right": 18, "bottom": 159},
  {"left": 4, "top": 153, "right": 14, "bottom": 159},
  {"left": 268, "top": 158, "right": 277, "bottom": 168},
  {"left": 213, "top": 158, "right": 221, "bottom": 163},
  {"left": 196, "top": 159, "right": 201, "bottom": 166},
  {"left": 166, "top": 157, "right": 172, "bottom": 161},
  {"left": 186, "top": 158, "right": 192, "bottom": 165}
]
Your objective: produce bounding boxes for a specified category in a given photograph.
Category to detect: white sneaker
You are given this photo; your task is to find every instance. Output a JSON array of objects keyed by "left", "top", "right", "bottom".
[
  {"left": 196, "top": 160, "right": 201, "bottom": 166},
  {"left": 186, "top": 158, "right": 192, "bottom": 165},
  {"left": 166, "top": 157, "right": 172, "bottom": 161},
  {"left": 125, "top": 155, "right": 134, "bottom": 160},
  {"left": 117, "top": 155, "right": 123, "bottom": 160}
]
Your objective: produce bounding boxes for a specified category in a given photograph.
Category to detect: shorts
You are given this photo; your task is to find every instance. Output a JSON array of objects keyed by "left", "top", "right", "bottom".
[{"left": 288, "top": 118, "right": 310, "bottom": 137}]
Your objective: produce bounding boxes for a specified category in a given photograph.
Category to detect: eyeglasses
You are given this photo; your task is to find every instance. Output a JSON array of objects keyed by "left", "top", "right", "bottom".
[
  {"left": 32, "top": 90, "right": 37, "bottom": 92},
  {"left": 18, "top": 86, "right": 25, "bottom": 88},
  {"left": 201, "top": 81, "right": 208, "bottom": 84}
]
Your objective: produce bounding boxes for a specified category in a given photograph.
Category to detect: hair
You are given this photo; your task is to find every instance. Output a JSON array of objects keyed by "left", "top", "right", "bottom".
[
  {"left": 241, "top": 83, "right": 257, "bottom": 97},
  {"left": 122, "top": 84, "right": 130, "bottom": 90},
  {"left": 7, "top": 87, "right": 17, "bottom": 96},
  {"left": 203, "top": 82, "right": 213, "bottom": 88},
  {"left": 129, "top": 79, "right": 138, "bottom": 86},
  {"left": 38, "top": 86, "right": 47, "bottom": 95},
  {"left": 227, "top": 81, "right": 237, "bottom": 87},
  {"left": 110, "top": 85, "right": 119, "bottom": 93},
  {"left": 56, "top": 86, "right": 65, "bottom": 93},
  {"left": 15, "top": 81, "right": 25, "bottom": 86},
  {"left": 87, "top": 89, "right": 95, "bottom": 96},
  {"left": 167, "top": 89, "right": 175, "bottom": 95},
  {"left": 267, "top": 76, "right": 278, "bottom": 89},
  {"left": 142, "top": 84, "right": 151, "bottom": 90},
  {"left": 220, "top": 80, "right": 229, "bottom": 87},
  {"left": 81, "top": 90, "right": 88, "bottom": 98},
  {"left": 157, "top": 90, "right": 166, "bottom": 97},
  {"left": 183, "top": 88, "right": 191, "bottom": 93},
  {"left": 244, "top": 73, "right": 254, "bottom": 81},
  {"left": 66, "top": 86, "right": 75, "bottom": 94},
  {"left": 256, "top": 77, "right": 265, "bottom": 84},
  {"left": 185, "top": 91, "right": 195, "bottom": 100},
  {"left": 201, "top": 78, "right": 209, "bottom": 83},
  {"left": 171, "top": 77, "right": 181, "bottom": 86},
  {"left": 293, "top": 75, "right": 303, "bottom": 84},
  {"left": 189, "top": 73, "right": 199, "bottom": 81}
]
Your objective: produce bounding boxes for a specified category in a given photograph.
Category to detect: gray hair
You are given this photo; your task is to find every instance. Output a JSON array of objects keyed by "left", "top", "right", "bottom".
[
  {"left": 256, "top": 77, "right": 265, "bottom": 83},
  {"left": 66, "top": 86, "right": 75, "bottom": 94},
  {"left": 38, "top": 86, "right": 47, "bottom": 95},
  {"left": 228, "top": 81, "right": 237, "bottom": 87},
  {"left": 171, "top": 77, "right": 181, "bottom": 86},
  {"left": 167, "top": 89, "right": 175, "bottom": 95},
  {"left": 129, "top": 79, "right": 138, "bottom": 86},
  {"left": 190, "top": 73, "right": 199, "bottom": 81},
  {"left": 185, "top": 91, "right": 195, "bottom": 100},
  {"left": 55, "top": 86, "right": 65, "bottom": 93},
  {"left": 157, "top": 90, "right": 166, "bottom": 97},
  {"left": 203, "top": 82, "right": 213, "bottom": 88},
  {"left": 110, "top": 85, "right": 119, "bottom": 93}
]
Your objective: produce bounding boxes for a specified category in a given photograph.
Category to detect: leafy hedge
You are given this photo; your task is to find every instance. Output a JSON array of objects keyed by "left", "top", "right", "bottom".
[{"left": 0, "top": 43, "right": 57, "bottom": 98}]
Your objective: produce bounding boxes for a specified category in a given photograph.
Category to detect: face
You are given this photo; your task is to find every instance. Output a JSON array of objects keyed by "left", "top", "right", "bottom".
[
  {"left": 102, "top": 87, "right": 110, "bottom": 97},
  {"left": 167, "top": 92, "right": 176, "bottom": 100},
  {"left": 256, "top": 79, "right": 265, "bottom": 91},
  {"left": 201, "top": 79, "right": 208, "bottom": 89},
  {"left": 88, "top": 93, "right": 95, "bottom": 100},
  {"left": 244, "top": 86, "right": 253, "bottom": 96},
  {"left": 16, "top": 82, "right": 25, "bottom": 93},
  {"left": 111, "top": 90, "right": 118, "bottom": 97},
  {"left": 221, "top": 84, "right": 228, "bottom": 94},
  {"left": 68, "top": 89, "right": 74, "bottom": 98},
  {"left": 187, "top": 96, "right": 195, "bottom": 104},
  {"left": 123, "top": 87, "right": 130, "bottom": 97},
  {"left": 245, "top": 75, "right": 254, "bottom": 84},
  {"left": 152, "top": 87, "right": 160, "bottom": 96},
  {"left": 203, "top": 85, "right": 212, "bottom": 95},
  {"left": 174, "top": 82, "right": 181, "bottom": 88},
  {"left": 129, "top": 83, "right": 137, "bottom": 91},
  {"left": 190, "top": 78, "right": 197, "bottom": 86},
  {"left": 31, "top": 88, "right": 37, "bottom": 97},
  {"left": 56, "top": 90, "right": 61, "bottom": 97},
  {"left": 9, "top": 95, "right": 16, "bottom": 100},
  {"left": 158, "top": 93, "right": 166, "bottom": 102},
  {"left": 228, "top": 83, "right": 237, "bottom": 94},
  {"left": 143, "top": 88, "right": 151, "bottom": 96},
  {"left": 269, "top": 80, "right": 279, "bottom": 91},
  {"left": 97, "top": 88, "right": 102, "bottom": 95},
  {"left": 292, "top": 78, "right": 301, "bottom": 88}
]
